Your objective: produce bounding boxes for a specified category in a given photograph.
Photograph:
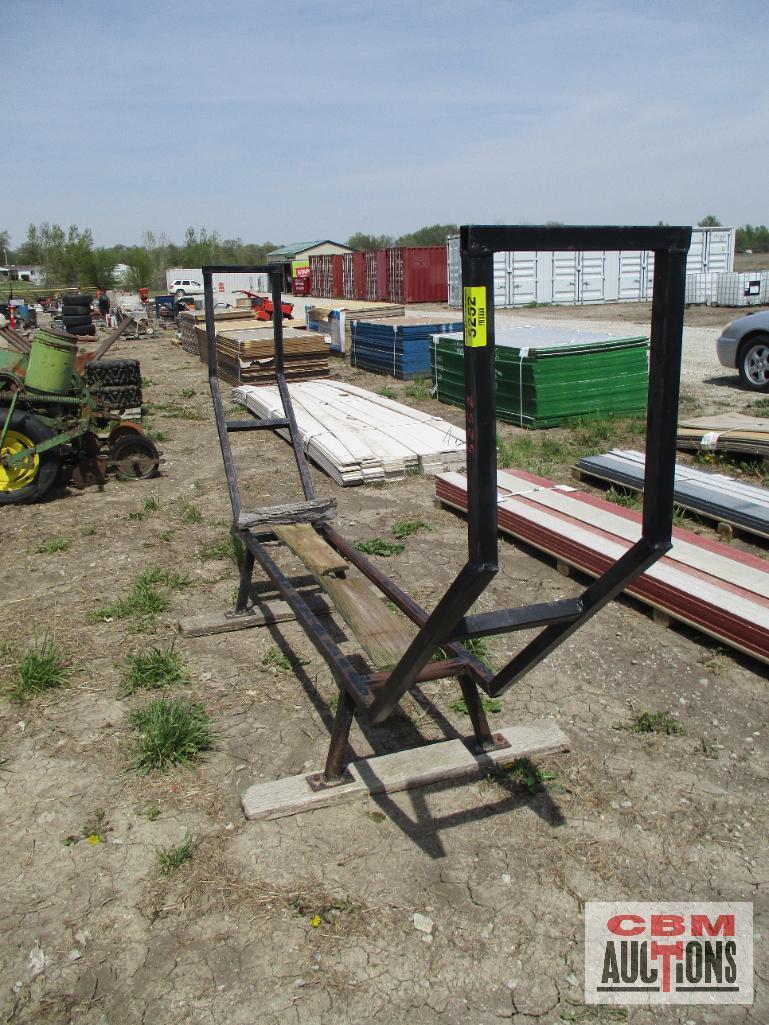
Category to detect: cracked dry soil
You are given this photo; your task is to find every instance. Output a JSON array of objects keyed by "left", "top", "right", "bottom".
[{"left": 0, "top": 308, "right": 766, "bottom": 1024}]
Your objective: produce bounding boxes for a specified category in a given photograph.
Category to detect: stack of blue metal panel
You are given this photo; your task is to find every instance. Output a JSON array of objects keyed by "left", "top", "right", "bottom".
[{"left": 349, "top": 316, "right": 462, "bottom": 379}]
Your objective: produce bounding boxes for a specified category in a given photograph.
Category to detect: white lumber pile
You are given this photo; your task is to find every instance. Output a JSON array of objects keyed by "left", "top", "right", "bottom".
[{"left": 233, "top": 380, "right": 466, "bottom": 486}]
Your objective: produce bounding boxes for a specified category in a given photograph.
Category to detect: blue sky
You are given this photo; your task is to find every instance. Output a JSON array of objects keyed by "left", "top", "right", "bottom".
[{"left": 4, "top": 0, "right": 767, "bottom": 247}]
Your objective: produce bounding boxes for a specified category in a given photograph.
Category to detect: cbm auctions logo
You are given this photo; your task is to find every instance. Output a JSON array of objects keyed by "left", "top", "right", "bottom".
[{"left": 585, "top": 902, "right": 753, "bottom": 1005}]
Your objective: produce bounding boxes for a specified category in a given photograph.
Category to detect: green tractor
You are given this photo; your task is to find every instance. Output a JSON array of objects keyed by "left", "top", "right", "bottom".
[{"left": 0, "top": 328, "right": 160, "bottom": 505}]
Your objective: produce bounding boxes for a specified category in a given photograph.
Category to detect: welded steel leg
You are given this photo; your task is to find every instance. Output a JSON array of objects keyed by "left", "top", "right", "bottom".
[
  {"left": 458, "top": 674, "right": 504, "bottom": 752},
  {"left": 322, "top": 689, "right": 356, "bottom": 782},
  {"left": 235, "top": 550, "right": 255, "bottom": 613}
]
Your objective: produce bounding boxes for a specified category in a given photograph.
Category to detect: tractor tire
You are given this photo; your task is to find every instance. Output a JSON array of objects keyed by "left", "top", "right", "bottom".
[
  {"left": 64, "top": 324, "right": 96, "bottom": 336},
  {"left": 91, "top": 384, "right": 143, "bottom": 410},
  {"left": 62, "top": 294, "right": 93, "bottom": 306},
  {"left": 0, "top": 407, "right": 62, "bottom": 505},
  {"left": 61, "top": 315, "right": 93, "bottom": 328},
  {"left": 60, "top": 303, "right": 91, "bottom": 317},
  {"left": 84, "top": 358, "right": 141, "bottom": 388}
]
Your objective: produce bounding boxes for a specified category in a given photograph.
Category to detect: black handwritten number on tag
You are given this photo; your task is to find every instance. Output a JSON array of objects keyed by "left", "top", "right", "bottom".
[{"left": 466, "top": 293, "right": 477, "bottom": 343}]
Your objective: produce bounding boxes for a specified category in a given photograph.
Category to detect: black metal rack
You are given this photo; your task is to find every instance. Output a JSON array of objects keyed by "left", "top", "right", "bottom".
[{"left": 203, "top": 223, "right": 690, "bottom": 785}]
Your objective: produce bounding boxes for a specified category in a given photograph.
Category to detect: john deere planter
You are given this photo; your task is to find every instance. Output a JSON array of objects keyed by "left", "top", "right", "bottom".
[{"left": 0, "top": 328, "right": 159, "bottom": 505}]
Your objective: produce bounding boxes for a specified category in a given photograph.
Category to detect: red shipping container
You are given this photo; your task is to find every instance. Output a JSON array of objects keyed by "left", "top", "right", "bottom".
[
  {"left": 342, "top": 254, "right": 355, "bottom": 300},
  {"left": 353, "top": 252, "right": 367, "bottom": 300},
  {"left": 309, "top": 255, "right": 330, "bottom": 297},
  {"left": 376, "top": 250, "right": 389, "bottom": 300},
  {"left": 331, "top": 254, "right": 344, "bottom": 298},
  {"left": 386, "top": 245, "right": 447, "bottom": 303}
]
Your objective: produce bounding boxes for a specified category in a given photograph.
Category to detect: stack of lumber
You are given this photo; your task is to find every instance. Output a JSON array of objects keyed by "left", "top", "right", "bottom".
[
  {"left": 305, "top": 302, "right": 405, "bottom": 354},
  {"left": 350, "top": 316, "right": 463, "bottom": 379},
  {"left": 677, "top": 413, "right": 769, "bottom": 460},
  {"left": 431, "top": 325, "right": 649, "bottom": 428},
  {"left": 233, "top": 380, "right": 466, "bottom": 485},
  {"left": 436, "top": 468, "right": 769, "bottom": 665},
  {"left": 178, "top": 309, "right": 256, "bottom": 356},
  {"left": 575, "top": 449, "right": 769, "bottom": 541},
  {"left": 213, "top": 327, "right": 329, "bottom": 386}
]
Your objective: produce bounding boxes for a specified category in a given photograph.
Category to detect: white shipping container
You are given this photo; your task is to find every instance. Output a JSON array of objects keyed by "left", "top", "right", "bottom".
[{"left": 447, "top": 227, "right": 736, "bottom": 308}]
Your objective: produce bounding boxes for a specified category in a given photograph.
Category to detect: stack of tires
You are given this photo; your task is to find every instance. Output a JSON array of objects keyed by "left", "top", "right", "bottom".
[
  {"left": 61, "top": 293, "right": 95, "bottom": 336},
  {"left": 84, "top": 358, "right": 143, "bottom": 411}
]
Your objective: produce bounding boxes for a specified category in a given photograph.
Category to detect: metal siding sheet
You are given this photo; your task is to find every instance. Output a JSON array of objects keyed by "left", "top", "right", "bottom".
[
  {"left": 353, "top": 252, "right": 367, "bottom": 300},
  {"left": 332, "top": 255, "right": 344, "bottom": 298}
]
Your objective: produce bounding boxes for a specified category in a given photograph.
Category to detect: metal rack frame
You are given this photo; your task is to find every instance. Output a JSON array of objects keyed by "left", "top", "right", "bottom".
[{"left": 203, "top": 223, "right": 690, "bottom": 784}]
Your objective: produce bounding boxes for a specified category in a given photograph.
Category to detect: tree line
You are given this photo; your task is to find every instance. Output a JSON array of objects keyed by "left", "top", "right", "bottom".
[
  {"left": 2, "top": 217, "right": 765, "bottom": 291},
  {"left": 0, "top": 222, "right": 460, "bottom": 291}
]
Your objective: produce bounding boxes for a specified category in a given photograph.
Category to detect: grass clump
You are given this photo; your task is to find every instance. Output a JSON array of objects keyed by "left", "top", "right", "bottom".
[
  {"left": 355, "top": 538, "right": 404, "bottom": 557},
  {"left": 450, "top": 695, "right": 501, "bottom": 716},
  {"left": 177, "top": 500, "right": 203, "bottom": 525},
  {"left": 90, "top": 567, "right": 191, "bottom": 623},
  {"left": 29, "top": 536, "right": 71, "bottom": 555},
  {"left": 462, "top": 635, "right": 495, "bottom": 669},
  {"left": 391, "top": 520, "right": 434, "bottom": 540},
  {"left": 377, "top": 386, "right": 398, "bottom": 400},
  {"left": 11, "top": 636, "right": 69, "bottom": 701},
  {"left": 489, "top": 757, "right": 556, "bottom": 792},
  {"left": 623, "top": 710, "right": 684, "bottom": 736},
  {"left": 157, "top": 833, "right": 198, "bottom": 874},
  {"left": 605, "top": 486, "right": 641, "bottom": 510},
  {"left": 156, "top": 400, "right": 205, "bottom": 421},
  {"left": 404, "top": 376, "right": 433, "bottom": 402},
  {"left": 129, "top": 697, "right": 213, "bottom": 772},
  {"left": 262, "top": 645, "right": 310, "bottom": 673},
  {"left": 121, "top": 642, "right": 190, "bottom": 696},
  {"left": 198, "top": 532, "right": 244, "bottom": 565},
  {"left": 180, "top": 387, "right": 196, "bottom": 399}
]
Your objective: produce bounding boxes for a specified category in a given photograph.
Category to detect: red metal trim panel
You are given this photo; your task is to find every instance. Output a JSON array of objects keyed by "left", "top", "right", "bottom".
[
  {"left": 332, "top": 254, "right": 344, "bottom": 298},
  {"left": 402, "top": 246, "right": 448, "bottom": 303},
  {"left": 435, "top": 471, "right": 769, "bottom": 664},
  {"left": 353, "top": 252, "right": 367, "bottom": 300}
]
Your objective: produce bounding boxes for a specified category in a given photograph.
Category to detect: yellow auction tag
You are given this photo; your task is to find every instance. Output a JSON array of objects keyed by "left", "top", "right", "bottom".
[{"left": 463, "top": 286, "right": 487, "bottom": 347}]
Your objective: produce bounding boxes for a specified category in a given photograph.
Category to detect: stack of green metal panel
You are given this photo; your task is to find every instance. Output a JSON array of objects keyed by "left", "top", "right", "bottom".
[{"left": 430, "top": 326, "right": 649, "bottom": 428}]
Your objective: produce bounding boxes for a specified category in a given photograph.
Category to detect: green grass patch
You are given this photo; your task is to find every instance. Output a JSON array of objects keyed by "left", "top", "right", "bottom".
[
  {"left": 622, "top": 710, "right": 684, "bottom": 736},
  {"left": 129, "top": 697, "right": 213, "bottom": 772},
  {"left": 176, "top": 500, "right": 203, "bottom": 525},
  {"left": 144, "top": 423, "right": 169, "bottom": 443},
  {"left": 605, "top": 486, "right": 641, "bottom": 510},
  {"left": 747, "top": 396, "right": 769, "bottom": 416},
  {"left": 180, "top": 387, "right": 196, "bottom": 398},
  {"left": 29, "top": 536, "right": 71, "bottom": 555},
  {"left": 155, "top": 400, "right": 205, "bottom": 421},
  {"left": 461, "top": 635, "right": 495, "bottom": 669},
  {"left": 450, "top": 695, "right": 501, "bottom": 716},
  {"left": 391, "top": 520, "right": 434, "bottom": 540},
  {"left": 156, "top": 833, "right": 197, "bottom": 874},
  {"left": 262, "top": 645, "right": 310, "bottom": 672},
  {"left": 90, "top": 567, "right": 191, "bottom": 623},
  {"left": 10, "top": 635, "right": 69, "bottom": 701},
  {"left": 404, "top": 376, "right": 433, "bottom": 402},
  {"left": 197, "top": 532, "right": 244, "bottom": 565},
  {"left": 81, "top": 526, "right": 98, "bottom": 537},
  {"left": 120, "top": 642, "right": 190, "bottom": 696},
  {"left": 377, "top": 386, "right": 398, "bottom": 400},
  {"left": 497, "top": 415, "right": 645, "bottom": 476},
  {"left": 489, "top": 757, "right": 556, "bottom": 792},
  {"left": 354, "top": 538, "right": 404, "bottom": 557}
]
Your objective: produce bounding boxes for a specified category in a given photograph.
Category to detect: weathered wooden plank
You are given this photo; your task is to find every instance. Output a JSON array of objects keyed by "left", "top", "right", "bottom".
[
  {"left": 321, "top": 573, "right": 414, "bottom": 669},
  {"left": 241, "top": 719, "right": 570, "bottom": 820},
  {"left": 237, "top": 496, "right": 336, "bottom": 529},
  {"left": 272, "top": 523, "right": 348, "bottom": 577}
]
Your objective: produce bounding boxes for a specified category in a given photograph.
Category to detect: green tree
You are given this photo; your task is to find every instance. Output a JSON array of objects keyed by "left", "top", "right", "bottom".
[
  {"left": 346, "top": 232, "right": 394, "bottom": 251},
  {"left": 396, "top": 223, "right": 459, "bottom": 246},
  {"left": 84, "top": 248, "right": 116, "bottom": 291},
  {"left": 697, "top": 215, "right": 722, "bottom": 227},
  {"left": 124, "top": 247, "right": 153, "bottom": 290}
]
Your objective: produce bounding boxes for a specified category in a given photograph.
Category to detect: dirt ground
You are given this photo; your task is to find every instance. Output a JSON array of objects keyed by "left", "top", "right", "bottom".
[{"left": 1, "top": 304, "right": 766, "bottom": 1025}]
